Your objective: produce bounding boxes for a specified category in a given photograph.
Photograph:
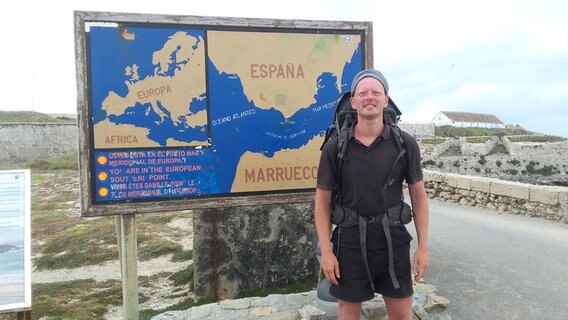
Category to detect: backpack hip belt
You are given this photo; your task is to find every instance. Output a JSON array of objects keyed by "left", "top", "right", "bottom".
[{"left": 331, "top": 202, "right": 411, "bottom": 228}]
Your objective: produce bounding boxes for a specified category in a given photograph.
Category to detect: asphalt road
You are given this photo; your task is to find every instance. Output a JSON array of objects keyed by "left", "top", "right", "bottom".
[{"left": 409, "top": 199, "right": 568, "bottom": 320}]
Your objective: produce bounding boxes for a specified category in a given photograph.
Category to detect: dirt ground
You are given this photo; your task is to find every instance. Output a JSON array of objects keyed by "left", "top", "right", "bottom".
[{"left": 30, "top": 170, "right": 195, "bottom": 319}]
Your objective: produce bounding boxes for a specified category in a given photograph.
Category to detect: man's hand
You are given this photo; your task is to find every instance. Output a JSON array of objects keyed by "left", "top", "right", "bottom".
[
  {"left": 412, "top": 247, "right": 429, "bottom": 281},
  {"left": 322, "top": 251, "right": 340, "bottom": 285}
]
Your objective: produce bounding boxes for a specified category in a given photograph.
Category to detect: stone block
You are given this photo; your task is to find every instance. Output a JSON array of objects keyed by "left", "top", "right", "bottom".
[
  {"left": 423, "top": 170, "right": 444, "bottom": 182},
  {"left": 529, "top": 186, "right": 562, "bottom": 205},
  {"left": 455, "top": 175, "right": 471, "bottom": 190},
  {"left": 470, "top": 177, "right": 492, "bottom": 193},
  {"left": 249, "top": 306, "right": 273, "bottom": 316},
  {"left": 444, "top": 173, "right": 459, "bottom": 188},
  {"left": 490, "top": 180, "right": 530, "bottom": 199},
  {"left": 219, "top": 298, "right": 251, "bottom": 309}
]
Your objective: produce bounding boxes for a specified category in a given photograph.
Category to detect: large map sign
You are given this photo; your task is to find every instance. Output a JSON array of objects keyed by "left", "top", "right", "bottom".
[{"left": 75, "top": 11, "right": 372, "bottom": 216}]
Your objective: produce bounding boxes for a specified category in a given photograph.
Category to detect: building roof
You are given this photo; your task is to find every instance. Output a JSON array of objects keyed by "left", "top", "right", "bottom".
[{"left": 440, "top": 111, "right": 504, "bottom": 124}]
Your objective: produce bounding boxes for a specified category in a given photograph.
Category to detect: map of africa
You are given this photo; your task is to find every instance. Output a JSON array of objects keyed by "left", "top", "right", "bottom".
[{"left": 87, "top": 23, "right": 364, "bottom": 202}]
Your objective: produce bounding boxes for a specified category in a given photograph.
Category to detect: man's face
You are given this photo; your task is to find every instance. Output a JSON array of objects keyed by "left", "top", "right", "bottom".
[{"left": 350, "top": 77, "right": 389, "bottom": 119}]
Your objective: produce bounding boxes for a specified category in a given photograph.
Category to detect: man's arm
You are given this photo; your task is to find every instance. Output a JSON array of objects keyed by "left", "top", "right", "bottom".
[
  {"left": 314, "top": 187, "right": 340, "bottom": 285},
  {"left": 408, "top": 180, "right": 429, "bottom": 281}
]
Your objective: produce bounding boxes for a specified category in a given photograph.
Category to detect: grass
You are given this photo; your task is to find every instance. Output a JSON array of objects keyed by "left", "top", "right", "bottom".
[
  {"left": 435, "top": 125, "right": 532, "bottom": 137},
  {"left": 0, "top": 152, "right": 78, "bottom": 171},
  {"left": 466, "top": 136, "right": 491, "bottom": 143},
  {"left": 487, "top": 144, "right": 510, "bottom": 155},
  {"left": 420, "top": 138, "right": 446, "bottom": 145},
  {"left": 508, "top": 135, "right": 567, "bottom": 142},
  {"left": 0, "top": 111, "right": 74, "bottom": 123},
  {"left": 234, "top": 280, "right": 317, "bottom": 299},
  {"left": 32, "top": 280, "right": 122, "bottom": 320},
  {"left": 439, "top": 146, "right": 462, "bottom": 156}
]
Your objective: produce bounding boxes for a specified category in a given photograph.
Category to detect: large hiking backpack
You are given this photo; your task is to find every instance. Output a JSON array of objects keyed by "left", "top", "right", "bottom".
[
  {"left": 319, "top": 91, "right": 411, "bottom": 226},
  {"left": 320, "top": 91, "right": 405, "bottom": 168}
]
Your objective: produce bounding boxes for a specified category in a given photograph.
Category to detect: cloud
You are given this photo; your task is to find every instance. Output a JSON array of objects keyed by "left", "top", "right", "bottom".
[
  {"left": 2, "top": 0, "right": 567, "bottom": 137},
  {"left": 382, "top": 31, "right": 568, "bottom": 137}
]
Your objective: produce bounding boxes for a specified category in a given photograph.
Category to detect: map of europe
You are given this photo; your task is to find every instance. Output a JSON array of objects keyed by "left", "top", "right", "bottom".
[{"left": 87, "top": 23, "right": 364, "bottom": 202}]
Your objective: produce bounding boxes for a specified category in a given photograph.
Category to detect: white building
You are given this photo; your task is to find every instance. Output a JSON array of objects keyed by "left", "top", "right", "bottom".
[{"left": 432, "top": 111, "right": 505, "bottom": 129}]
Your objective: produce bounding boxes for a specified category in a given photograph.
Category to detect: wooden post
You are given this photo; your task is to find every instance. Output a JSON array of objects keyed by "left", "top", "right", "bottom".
[
  {"left": 16, "top": 310, "right": 31, "bottom": 320},
  {"left": 116, "top": 214, "right": 138, "bottom": 320}
]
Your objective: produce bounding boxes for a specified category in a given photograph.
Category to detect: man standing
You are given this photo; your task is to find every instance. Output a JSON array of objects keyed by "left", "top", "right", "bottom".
[{"left": 314, "top": 69, "right": 429, "bottom": 320}]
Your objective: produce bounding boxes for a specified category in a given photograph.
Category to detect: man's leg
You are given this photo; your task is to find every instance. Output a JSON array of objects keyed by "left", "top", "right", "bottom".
[
  {"left": 338, "top": 299, "right": 362, "bottom": 320},
  {"left": 383, "top": 295, "right": 413, "bottom": 320}
]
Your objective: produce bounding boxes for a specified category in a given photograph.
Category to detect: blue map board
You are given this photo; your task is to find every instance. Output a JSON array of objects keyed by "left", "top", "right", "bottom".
[{"left": 79, "top": 15, "right": 369, "bottom": 207}]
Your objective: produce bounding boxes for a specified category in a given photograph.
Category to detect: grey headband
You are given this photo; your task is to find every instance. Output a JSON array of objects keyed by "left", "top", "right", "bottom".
[{"left": 350, "top": 69, "right": 389, "bottom": 95}]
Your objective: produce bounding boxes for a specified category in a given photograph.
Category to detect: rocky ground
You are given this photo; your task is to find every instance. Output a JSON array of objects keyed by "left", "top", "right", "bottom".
[{"left": 29, "top": 170, "right": 195, "bottom": 319}]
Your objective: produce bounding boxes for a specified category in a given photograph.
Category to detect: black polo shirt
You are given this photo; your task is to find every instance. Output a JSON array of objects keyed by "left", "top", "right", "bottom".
[{"left": 317, "top": 121, "right": 423, "bottom": 249}]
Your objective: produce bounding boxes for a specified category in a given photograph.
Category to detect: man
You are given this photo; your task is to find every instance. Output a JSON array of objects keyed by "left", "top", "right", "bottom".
[{"left": 314, "top": 69, "right": 429, "bottom": 320}]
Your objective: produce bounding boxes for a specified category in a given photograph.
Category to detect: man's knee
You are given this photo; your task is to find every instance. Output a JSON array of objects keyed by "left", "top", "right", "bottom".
[
  {"left": 338, "top": 300, "right": 362, "bottom": 320},
  {"left": 383, "top": 295, "right": 413, "bottom": 320}
]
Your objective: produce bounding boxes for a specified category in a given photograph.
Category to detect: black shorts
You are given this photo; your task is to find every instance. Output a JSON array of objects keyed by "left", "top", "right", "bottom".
[{"left": 330, "top": 242, "right": 413, "bottom": 302}]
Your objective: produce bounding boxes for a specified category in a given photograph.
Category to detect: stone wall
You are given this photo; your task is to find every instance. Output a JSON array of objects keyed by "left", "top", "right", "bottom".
[
  {"left": 192, "top": 203, "right": 318, "bottom": 300},
  {"left": 420, "top": 137, "right": 568, "bottom": 186},
  {"left": 459, "top": 136, "right": 499, "bottom": 156},
  {"left": 0, "top": 123, "right": 77, "bottom": 163},
  {"left": 423, "top": 170, "right": 568, "bottom": 223},
  {"left": 399, "top": 122, "right": 435, "bottom": 138},
  {"left": 503, "top": 136, "right": 568, "bottom": 157}
]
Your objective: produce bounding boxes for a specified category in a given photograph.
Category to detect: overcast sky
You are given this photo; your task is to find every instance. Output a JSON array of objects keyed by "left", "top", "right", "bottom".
[{"left": 2, "top": 0, "right": 567, "bottom": 137}]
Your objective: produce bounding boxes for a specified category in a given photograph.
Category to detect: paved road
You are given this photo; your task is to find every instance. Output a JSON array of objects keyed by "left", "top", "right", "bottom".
[{"left": 409, "top": 199, "right": 568, "bottom": 320}]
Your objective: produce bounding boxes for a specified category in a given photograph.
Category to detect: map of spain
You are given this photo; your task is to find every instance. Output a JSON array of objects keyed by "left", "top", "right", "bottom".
[{"left": 87, "top": 22, "right": 364, "bottom": 200}]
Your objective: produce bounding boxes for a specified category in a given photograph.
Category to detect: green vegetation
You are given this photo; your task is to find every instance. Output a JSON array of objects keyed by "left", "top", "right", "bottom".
[
  {"left": 139, "top": 297, "right": 216, "bottom": 320},
  {"left": 420, "top": 138, "right": 446, "bottom": 145},
  {"left": 0, "top": 152, "right": 78, "bottom": 171},
  {"left": 440, "top": 146, "right": 462, "bottom": 156},
  {"left": 234, "top": 280, "right": 317, "bottom": 299},
  {"left": 32, "top": 279, "right": 122, "bottom": 320},
  {"left": 33, "top": 209, "right": 193, "bottom": 270},
  {"left": 466, "top": 136, "right": 491, "bottom": 143},
  {"left": 0, "top": 111, "right": 75, "bottom": 123},
  {"left": 435, "top": 125, "right": 531, "bottom": 137},
  {"left": 525, "top": 161, "right": 558, "bottom": 176},
  {"left": 487, "top": 144, "right": 509, "bottom": 155},
  {"left": 508, "top": 135, "right": 567, "bottom": 142},
  {"left": 505, "top": 169, "right": 519, "bottom": 175}
]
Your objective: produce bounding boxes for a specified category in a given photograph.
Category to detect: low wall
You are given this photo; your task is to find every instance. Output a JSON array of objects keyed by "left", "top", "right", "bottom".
[
  {"left": 423, "top": 170, "right": 568, "bottom": 223},
  {"left": 192, "top": 203, "right": 318, "bottom": 300},
  {"left": 399, "top": 122, "right": 435, "bottom": 138},
  {"left": 0, "top": 123, "right": 77, "bottom": 163}
]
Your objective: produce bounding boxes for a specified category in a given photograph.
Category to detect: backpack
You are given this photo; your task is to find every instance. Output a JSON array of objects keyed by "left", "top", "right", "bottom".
[
  {"left": 320, "top": 91, "right": 405, "bottom": 177},
  {"left": 319, "top": 91, "right": 411, "bottom": 227},
  {"left": 316, "top": 91, "right": 413, "bottom": 292}
]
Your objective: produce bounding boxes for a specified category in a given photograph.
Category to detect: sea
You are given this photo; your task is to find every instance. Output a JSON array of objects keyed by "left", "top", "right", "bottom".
[{"left": 0, "top": 247, "right": 25, "bottom": 305}]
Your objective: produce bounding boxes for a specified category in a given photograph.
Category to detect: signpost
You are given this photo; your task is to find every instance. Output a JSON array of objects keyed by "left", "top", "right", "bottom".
[{"left": 75, "top": 10, "right": 372, "bottom": 319}]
